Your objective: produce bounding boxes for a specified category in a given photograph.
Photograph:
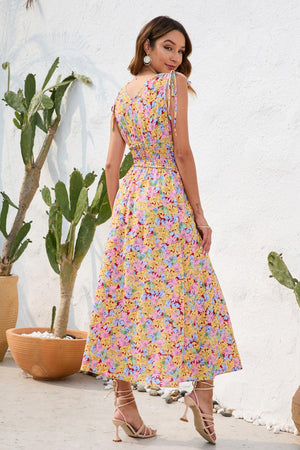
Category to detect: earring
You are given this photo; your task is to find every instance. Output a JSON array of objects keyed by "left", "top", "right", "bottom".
[{"left": 143, "top": 54, "right": 151, "bottom": 65}]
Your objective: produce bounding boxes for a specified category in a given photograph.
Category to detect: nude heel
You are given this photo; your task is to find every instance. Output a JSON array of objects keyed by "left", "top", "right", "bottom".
[
  {"left": 180, "top": 404, "right": 189, "bottom": 422},
  {"left": 111, "top": 379, "right": 157, "bottom": 442},
  {"left": 112, "top": 420, "right": 122, "bottom": 442},
  {"left": 180, "top": 381, "right": 216, "bottom": 445}
]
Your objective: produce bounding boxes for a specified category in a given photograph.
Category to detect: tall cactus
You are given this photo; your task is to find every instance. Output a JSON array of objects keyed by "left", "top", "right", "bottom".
[
  {"left": 268, "top": 251, "right": 300, "bottom": 307},
  {"left": 0, "top": 58, "right": 91, "bottom": 276},
  {"left": 42, "top": 155, "right": 133, "bottom": 338}
]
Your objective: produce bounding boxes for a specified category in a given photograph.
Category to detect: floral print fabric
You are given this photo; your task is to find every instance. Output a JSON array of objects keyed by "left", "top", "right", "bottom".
[{"left": 81, "top": 71, "right": 242, "bottom": 386}]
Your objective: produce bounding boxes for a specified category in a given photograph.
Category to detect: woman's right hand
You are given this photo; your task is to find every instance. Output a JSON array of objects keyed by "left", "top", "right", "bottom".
[{"left": 195, "top": 215, "right": 212, "bottom": 254}]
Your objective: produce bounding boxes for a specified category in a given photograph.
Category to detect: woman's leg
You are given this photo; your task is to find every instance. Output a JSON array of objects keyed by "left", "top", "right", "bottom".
[
  {"left": 189, "top": 379, "right": 216, "bottom": 441},
  {"left": 113, "top": 379, "right": 157, "bottom": 437}
]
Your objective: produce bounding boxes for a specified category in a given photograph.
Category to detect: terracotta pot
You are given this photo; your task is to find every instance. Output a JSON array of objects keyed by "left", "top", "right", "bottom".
[
  {"left": 6, "top": 327, "right": 87, "bottom": 380},
  {"left": 292, "top": 386, "right": 300, "bottom": 434},
  {"left": 0, "top": 275, "right": 19, "bottom": 361}
]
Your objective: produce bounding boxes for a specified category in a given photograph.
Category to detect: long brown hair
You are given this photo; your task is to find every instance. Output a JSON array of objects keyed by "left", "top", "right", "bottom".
[{"left": 128, "top": 16, "right": 194, "bottom": 91}]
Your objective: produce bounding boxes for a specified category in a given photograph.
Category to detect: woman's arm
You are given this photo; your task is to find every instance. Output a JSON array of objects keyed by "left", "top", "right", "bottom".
[
  {"left": 172, "top": 73, "right": 212, "bottom": 254},
  {"left": 105, "top": 114, "right": 126, "bottom": 210}
]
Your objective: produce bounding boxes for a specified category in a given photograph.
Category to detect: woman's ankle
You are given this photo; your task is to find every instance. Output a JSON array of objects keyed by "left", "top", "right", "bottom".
[
  {"left": 196, "top": 379, "right": 214, "bottom": 388},
  {"left": 114, "top": 379, "right": 132, "bottom": 396}
]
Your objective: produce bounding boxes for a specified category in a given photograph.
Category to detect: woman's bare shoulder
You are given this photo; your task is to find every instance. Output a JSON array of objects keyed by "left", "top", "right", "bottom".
[
  {"left": 175, "top": 72, "right": 189, "bottom": 93},
  {"left": 175, "top": 71, "right": 187, "bottom": 80}
]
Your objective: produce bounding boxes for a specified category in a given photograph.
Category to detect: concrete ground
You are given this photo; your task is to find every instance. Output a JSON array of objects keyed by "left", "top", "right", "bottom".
[{"left": 0, "top": 352, "right": 299, "bottom": 450}]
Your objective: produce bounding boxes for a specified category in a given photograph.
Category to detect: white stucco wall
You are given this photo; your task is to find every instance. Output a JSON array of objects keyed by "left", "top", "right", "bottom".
[{"left": 1, "top": 0, "right": 300, "bottom": 431}]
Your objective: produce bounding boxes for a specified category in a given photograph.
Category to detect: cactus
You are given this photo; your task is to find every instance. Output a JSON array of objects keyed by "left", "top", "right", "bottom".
[
  {"left": 0, "top": 192, "right": 32, "bottom": 264},
  {"left": 42, "top": 155, "right": 133, "bottom": 338},
  {"left": 268, "top": 251, "right": 300, "bottom": 307},
  {"left": 0, "top": 58, "right": 91, "bottom": 276},
  {"left": 50, "top": 306, "right": 56, "bottom": 333}
]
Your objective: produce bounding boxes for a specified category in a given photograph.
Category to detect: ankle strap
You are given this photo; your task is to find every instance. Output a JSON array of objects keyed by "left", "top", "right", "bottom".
[
  {"left": 115, "top": 393, "right": 135, "bottom": 408},
  {"left": 114, "top": 388, "right": 134, "bottom": 394},
  {"left": 112, "top": 381, "right": 136, "bottom": 423},
  {"left": 112, "top": 379, "right": 135, "bottom": 407},
  {"left": 194, "top": 381, "right": 214, "bottom": 390}
]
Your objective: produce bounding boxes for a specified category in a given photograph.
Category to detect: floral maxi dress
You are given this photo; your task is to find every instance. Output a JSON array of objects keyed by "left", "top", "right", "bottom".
[{"left": 81, "top": 71, "right": 242, "bottom": 386}]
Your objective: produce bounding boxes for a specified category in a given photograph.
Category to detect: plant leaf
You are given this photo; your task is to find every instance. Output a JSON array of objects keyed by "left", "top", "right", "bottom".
[
  {"left": 13, "top": 118, "right": 22, "bottom": 129},
  {"left": 34, "top": 112, "right": 47, "bottom": 132},
  {"left": 41, "top": 186, "right": 52, "bottom": 206},
  {"left": 294, "top": 282, "right": 300, "bottom": 308},
  {"left": 50, "top": 305, "right": 56, "bottom": 333},
  {"left": 10, "top": 239, "right": 31, "bottom": 264},
  {"left": 48, "top": 203, "right": 62, "bottom": 256},
  {"left": 0, "top": 199, "right": 9, "bottom": 237},
  {"left": 73, "top": 213, "right": 96, "bottom": 266},
  {"left": 119, "top": 151, "right": 133, "bottom": 179},
  {"left": 54, "top": 75, "right": 75, "bottom": 115},
  {"left": 4, "top": 91, "right": 27, "bottom": 113},
  {"left": 9, "top": 221, "right": 31, "bottom": 259},
  {"left": 73, "top": 73, "right": 92, "bottom": 85},
  {"left": 44, "top": 90, "right": 56, "bottom": 129},
  {"left": 40, "top": 94, "right": 54, "bottom": 110},
  {"left": 268, "top": 252, "right": 295, "bottom": 290},
  {"left": 15, "top": 111, "right": 23, "bottom": 122},
  {"left": 24, "top": 73, "right": 36, "bottom": 108},
  {"left": 73, "top": 187, "right": 88, "bottom": 226},
  {"left": 42, "top": 57, "right": 59, "bottom": 90},
  {"left": 45, "top": 80, "right": 77, "bottom": 92},
  {"left": 20, "top": 122, "right": 34, "bottom": 166},
  {"left": 45, "top": 231, "right": 60, "bottom": 274},
  {"left": 69, "top": 170, "right": 83, "bottom": 219},
  {"left": 55, "top": 181, "right": 71, "bottom": 222},
  {"left": 0, "top": 191, "right": 18, "bottom": 209},
  {"left": 83, "top": 172, "right": 97, "bottom": 188},
  {"left": 28, "top": 91, "right": 43, "bottom": 119},
  {"left": 90, "top": 180, "right": 103, "bottom": 214},
  {"left": 95, "top": 197, "right": 112, "bottom": 225}
]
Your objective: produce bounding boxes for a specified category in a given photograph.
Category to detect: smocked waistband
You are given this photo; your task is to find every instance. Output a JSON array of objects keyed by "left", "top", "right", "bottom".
[{"left": 133, "top": 163, "right": 178, "bottom": 171}]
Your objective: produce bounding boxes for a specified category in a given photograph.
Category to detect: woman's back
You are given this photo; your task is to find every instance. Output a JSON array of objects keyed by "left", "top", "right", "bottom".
[{"left": 114, "top": 71, "right": 178, "bottom": 169}]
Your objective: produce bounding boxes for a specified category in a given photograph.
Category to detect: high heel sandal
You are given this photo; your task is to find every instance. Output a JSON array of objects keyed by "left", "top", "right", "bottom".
[
  {"left": 111, "top": 379, "right": 157, "bottom": 442},
  {"left": 180, "top": 380, "right": 216, "bottom": 445}
]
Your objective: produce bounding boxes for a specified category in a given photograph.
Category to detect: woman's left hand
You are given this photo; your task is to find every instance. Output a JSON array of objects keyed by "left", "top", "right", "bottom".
[{"left": 195, "top": 216, "right": 212, "bottom": 254}]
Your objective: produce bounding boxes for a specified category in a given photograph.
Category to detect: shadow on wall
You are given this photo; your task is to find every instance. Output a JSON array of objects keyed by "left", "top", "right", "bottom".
[
  {"left": 46, "top": 81, "right": 88, "bottom": 183},
  {"left": 0, "top": 0, "right": 122, "bottom": 186},
  {"left": 0, "top": 3, "right": 134, "bottom": 335},
  {"left": 16, "top": 280, "right": 36, "bottom": 327}
]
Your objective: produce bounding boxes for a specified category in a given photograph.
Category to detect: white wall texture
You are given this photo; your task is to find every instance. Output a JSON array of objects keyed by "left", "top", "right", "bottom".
[{"left": 1, "top": 0, "right": 300, "bottom": 432}]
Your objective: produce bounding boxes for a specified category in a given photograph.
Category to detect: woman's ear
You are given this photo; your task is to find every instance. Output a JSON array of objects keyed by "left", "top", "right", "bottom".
[{"left": 143, "top": 39, "right": 150, "bottom": 54}]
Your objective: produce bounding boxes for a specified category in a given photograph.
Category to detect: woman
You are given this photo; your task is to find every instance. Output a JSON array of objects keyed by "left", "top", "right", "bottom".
[{"left": 81, "top": 16, "right": 242, "bottom": 445}]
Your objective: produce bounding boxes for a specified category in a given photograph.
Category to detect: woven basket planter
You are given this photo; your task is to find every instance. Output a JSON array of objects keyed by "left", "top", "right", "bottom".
[
  {"left": 0, "top": 275, "right": 19, "bottom": 361},
  {"left": 6, "top": 327, "right": 87, "bottom": 380}
]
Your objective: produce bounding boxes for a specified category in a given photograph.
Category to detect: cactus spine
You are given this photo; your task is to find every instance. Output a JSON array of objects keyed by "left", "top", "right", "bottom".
[
  {"left": 0, "top": 58, "right": 91, "bottom": 276},
  {"left": 268, "top": 251, "right": 300, "bottom": 307},
  {"left": 42, "top": 153, "right": 133, "bottom": 338}
]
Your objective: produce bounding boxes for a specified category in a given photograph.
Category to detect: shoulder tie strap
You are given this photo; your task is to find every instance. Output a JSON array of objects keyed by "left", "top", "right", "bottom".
[
  {"left": 167, "top": 71, "right": 191, "bottom": 137},
  {"left": 167, "top": 70, "right": 178, "bottom": 136},
  {"left": 111, "top": 103, "right": 116, "bottom": 131}
]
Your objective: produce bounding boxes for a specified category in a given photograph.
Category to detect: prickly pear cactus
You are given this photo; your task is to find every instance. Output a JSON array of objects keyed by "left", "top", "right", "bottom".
[
  {"left": 0, "top": 58, "right": 91, "bottom": 276},
  {"left": 268, "top": 251, "right": 300, "bottom": 307},
  {"left": 0, "top": 192, "right": 31, "bottom": 264},
  {"left": 41, "top": 154, "right": 133, "bottom": 337}
]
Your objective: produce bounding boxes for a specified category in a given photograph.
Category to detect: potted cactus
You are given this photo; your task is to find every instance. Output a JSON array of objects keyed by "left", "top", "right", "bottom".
[
  {"left": 7, "top": 156, "right": 133, "bottom": 380},
  {"left": 268, "top": 251, "right": 300, "bottom": 433},
  {"left": 0, "top": 58, "right": 91, "bottom": 361}
]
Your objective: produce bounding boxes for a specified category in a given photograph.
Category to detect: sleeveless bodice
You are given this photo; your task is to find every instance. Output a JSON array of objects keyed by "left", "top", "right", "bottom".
[{"left": 113, "top": 71, "right": 178, "bottom": 170}]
